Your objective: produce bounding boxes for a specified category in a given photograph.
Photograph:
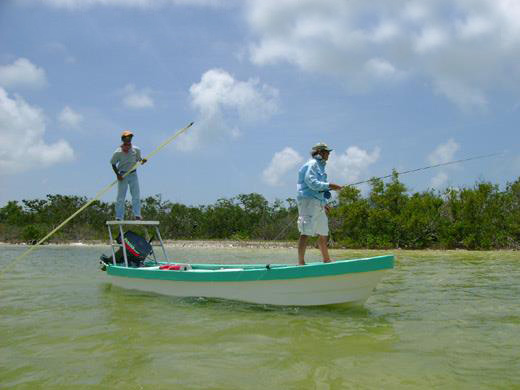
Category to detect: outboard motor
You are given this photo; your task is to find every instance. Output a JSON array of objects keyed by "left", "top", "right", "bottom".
[{"left": 100, "top": 230, "right": 153, "bottom": 268}]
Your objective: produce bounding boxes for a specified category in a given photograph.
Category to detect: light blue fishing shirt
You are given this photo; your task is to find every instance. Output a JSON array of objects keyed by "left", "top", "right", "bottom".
[
  {"left": 297, "top": 157, "right": 330, "bottom": 204},
  {"left": 110, "top": 146, "right": 142, "bottom": 173}
]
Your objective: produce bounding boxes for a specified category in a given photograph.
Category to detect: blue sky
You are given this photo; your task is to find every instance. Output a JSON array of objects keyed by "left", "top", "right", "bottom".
[{"left": 1, "top": 0, "right": 519, "bottom": 208}]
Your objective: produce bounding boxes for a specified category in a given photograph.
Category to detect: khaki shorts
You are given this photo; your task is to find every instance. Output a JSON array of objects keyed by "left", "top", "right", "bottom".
[{"left": 297, "top": 197, "right": 329, "bottom": 237}]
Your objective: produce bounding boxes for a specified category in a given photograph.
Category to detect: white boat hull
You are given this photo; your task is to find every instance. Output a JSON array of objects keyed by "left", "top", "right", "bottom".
[{"left": 106, "top": 269, "right": 388, "bottom": 306}]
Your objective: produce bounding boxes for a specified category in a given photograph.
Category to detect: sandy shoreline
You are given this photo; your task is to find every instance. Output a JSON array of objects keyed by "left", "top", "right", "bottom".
[
  {"left": 0, "top": 239, "right": 298, "bottom": 249},
  {"left": 2, "top": 240, "right": 518, "bottom": 254}
]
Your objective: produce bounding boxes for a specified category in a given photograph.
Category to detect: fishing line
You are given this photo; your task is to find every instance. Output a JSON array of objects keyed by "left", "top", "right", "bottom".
[
  {"left": 274, "top": 151, "right": 504, "bottom": 240},
  {"left": 1, "top": 121, "right": 194, "bottom": 276},
  {"left": 347, "top": 152, "right": 503, "bottom": 187}
]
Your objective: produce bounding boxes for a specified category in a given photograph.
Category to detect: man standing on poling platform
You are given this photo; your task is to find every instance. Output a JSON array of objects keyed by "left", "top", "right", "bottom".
[
  {"left": 296, "top": 142, "right": 342, "bottom": 265},
  {"left": 111, "top": 130, "right": 147, "bottom": 220}
]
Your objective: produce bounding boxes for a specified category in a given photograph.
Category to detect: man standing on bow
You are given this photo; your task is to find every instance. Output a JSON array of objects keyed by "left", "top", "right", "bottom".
[
  {"left": 296, "top": 143, "right": 342, "bottom": 265},
  {"left": 111, "top": 130, "right": 147, "bottom": 220}
]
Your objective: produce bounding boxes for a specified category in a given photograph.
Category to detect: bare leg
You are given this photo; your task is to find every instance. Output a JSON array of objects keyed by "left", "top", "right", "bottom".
[
  {"left": 318, "top": 235, "right": 331, "bottom": 263},
  {"left": 298, "top": 235, "right": 308, "bottom": 265}
]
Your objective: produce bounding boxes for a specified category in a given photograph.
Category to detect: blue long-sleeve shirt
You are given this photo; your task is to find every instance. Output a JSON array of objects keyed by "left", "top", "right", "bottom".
[{"left": 297, "top": 157, "right": 330, "bottom": 204}]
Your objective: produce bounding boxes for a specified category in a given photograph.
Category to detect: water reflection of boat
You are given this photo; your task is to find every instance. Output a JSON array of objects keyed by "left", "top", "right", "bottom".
[{"left": 99, "top": 221, "right": 394, "bottom": 306}]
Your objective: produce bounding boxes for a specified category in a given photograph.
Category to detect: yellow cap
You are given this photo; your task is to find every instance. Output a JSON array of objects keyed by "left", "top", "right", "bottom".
[{"left": 121, "top": 130, "right": 134, "bottom": 138}]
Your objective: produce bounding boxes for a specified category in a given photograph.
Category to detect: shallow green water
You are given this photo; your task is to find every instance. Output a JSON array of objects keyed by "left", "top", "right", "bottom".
[{"left": 1, "top": 245, "right": 519, "bottom": 389}]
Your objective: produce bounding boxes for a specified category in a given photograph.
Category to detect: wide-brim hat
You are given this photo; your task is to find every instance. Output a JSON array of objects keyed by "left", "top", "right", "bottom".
[{"left": 311, "top": 142, "right": 333, "bottom": 153}]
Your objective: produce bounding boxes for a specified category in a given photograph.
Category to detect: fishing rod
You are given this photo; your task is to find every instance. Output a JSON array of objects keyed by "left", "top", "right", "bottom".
[
  {"left": 275, "top": 151, "right": 503, "bottom": 239},
  {"left": 1, "top": 121, "right": 194, "bottom": 276}
]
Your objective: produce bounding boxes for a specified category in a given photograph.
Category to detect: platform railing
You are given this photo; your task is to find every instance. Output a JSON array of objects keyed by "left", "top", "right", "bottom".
[{"left": 106, "top": 220, "right": 169, "bottom": 267}]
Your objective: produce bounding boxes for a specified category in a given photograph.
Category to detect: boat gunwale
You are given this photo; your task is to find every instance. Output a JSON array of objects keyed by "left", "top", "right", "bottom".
[{"left": 105, "top": 255, "right": 394, "bottom": 282}]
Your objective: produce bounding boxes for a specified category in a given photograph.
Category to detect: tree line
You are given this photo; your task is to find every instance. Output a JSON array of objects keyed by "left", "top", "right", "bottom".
[{"left": 1, "top": 173, "right": 519, "bottom": 249}]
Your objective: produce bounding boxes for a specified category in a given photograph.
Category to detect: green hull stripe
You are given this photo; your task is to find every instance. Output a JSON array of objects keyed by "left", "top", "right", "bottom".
[{"left": 106, "top": 255, "right": 394, "bottom": 282}]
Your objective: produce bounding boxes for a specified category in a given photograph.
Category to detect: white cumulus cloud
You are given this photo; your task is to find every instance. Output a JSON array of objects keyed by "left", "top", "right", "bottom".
[
  {"left": 121, "top": 84, "right": 154, "bottom": 109},
  {"left": 31, "top": 0, "right": 520, "bottom": 109},
  {"left": 246, "top": 0, "right": 520, "bottom": 109},
  {"left": 179, "top": 68, "right": 279, "bottom": 150},
  {"left": 58, "top": 106, "right": 83, "bottom": 129},
  {"left": 428, "top": 139, "right": 459, "bottom": 165},
  {"left": 327, "top": 146, "right": 381, "bottom": 184},
  {"left": 365, "top": 58, "right": 404, "bottom": 81},
  {"left": 0, "top": 88, "right": 74, "bottom": 174},
  {"left": 43, "top": 42, "right": 77, "bottom": 64},
  {"left": 431, "top": 171, "right": 449, "bottom": 189},
  {"left": 0, "top": 58, "right": 47, "bottom": 89},
  {"left": 414, "top": 27, "right": 448, "bottom": 54},
  {"left": 428, "top": 139, "right": 460, "bottom": 189},
  {"left": 262, "top": 147, "right": 303, "bottom": 186}
]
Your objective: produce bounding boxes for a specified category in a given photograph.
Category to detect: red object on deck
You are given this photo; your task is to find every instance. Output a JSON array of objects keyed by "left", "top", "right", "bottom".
[{"left": 159, "top": 264, "right": 182, "bottom": 270}]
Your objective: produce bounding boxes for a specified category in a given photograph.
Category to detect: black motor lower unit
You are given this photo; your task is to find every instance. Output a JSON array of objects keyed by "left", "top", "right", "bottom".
[{"left": 100, "top": 230, "right": 153, "bottom": 267}]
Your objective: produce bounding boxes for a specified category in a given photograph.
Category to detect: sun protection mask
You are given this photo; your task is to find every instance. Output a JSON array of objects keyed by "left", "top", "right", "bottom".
[{"left": 121, "top": 142, "right": 132, "bottom": 153}]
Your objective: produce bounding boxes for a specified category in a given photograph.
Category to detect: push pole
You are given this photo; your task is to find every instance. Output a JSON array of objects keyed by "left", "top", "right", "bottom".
[{"left": 1, "top": 122, "right": 194, "bottom": 276}]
